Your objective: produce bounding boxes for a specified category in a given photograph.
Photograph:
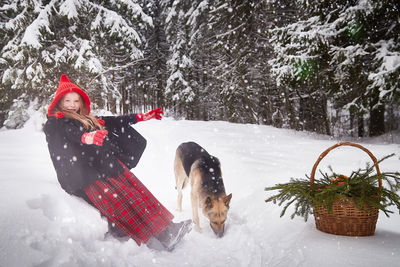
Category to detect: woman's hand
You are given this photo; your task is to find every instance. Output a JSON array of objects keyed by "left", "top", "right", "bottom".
[
  {"left": 81, "top": 130, "right": 108, "bottom": 146},
  {"left": 136, "top": 108, "right": 163, "bottom": 121}
]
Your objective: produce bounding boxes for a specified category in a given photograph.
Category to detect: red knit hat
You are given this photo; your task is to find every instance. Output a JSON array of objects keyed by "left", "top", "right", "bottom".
[{"left": 47, "top": 74, "right": 91, "bottom": 116}]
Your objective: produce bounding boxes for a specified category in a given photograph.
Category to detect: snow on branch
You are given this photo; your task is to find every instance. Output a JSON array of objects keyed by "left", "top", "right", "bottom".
[
  {"left": 91, "top": 8, "right": 141, "bottom": 44},
  {"left": 368, "top": 39, "right": 400, "bottom": 99},
  {"left": 59, "top": 0, "right": 79, "bottom": 19},
  {"left": 122, "top": 0, "right": 153, "bottom": 27},
  {"left": 21, "top": 0, "right": 56, "bottom": 48}
]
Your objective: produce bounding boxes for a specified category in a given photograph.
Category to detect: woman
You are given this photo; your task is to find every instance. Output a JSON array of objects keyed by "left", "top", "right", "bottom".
[{"left": 44, "top": 74, "right": 191, "bottom": 251}]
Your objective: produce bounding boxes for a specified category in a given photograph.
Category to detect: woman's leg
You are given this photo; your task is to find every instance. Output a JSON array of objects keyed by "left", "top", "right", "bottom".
[
  {"left": 84, "top": 165, "right": 174, "bottom": 245},
  {"left": 84, "top": 165, "right": 191, "bottom": 250}
]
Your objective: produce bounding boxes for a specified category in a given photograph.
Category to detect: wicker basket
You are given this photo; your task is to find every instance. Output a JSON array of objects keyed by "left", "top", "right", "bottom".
[{"left": 310, "top": 142, "right": 382, "bottom": 236}]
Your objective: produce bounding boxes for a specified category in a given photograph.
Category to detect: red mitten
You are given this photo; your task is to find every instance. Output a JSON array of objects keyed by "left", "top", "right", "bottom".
[
  {"left": 81, "top": 130, "right": 108, "bottom": 146},
  {"left": 136, "top": 108, "right": 163, "bottom": 122}
]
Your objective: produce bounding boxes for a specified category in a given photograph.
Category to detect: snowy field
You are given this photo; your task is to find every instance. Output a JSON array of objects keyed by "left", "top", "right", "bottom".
[{"left": 0, "top": 112, "right": 399, "bottom": 267}]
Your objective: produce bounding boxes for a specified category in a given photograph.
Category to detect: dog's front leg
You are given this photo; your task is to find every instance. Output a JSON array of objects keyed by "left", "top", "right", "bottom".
[
  {"left": 190, "top": 190, "right": 201, "bottom": 232},
  {"left": 176, "top": 185, "right": 183, "bottom": 212},
  {"left": 190, "top": 168, "right": 202, "bottom": 232},
  {"left": 176, "top": 174, "right": 185, "bottom": 212}
]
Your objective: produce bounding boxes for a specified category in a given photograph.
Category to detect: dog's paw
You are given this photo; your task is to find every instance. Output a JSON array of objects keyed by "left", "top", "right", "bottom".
[{"left": 194, "top": 225, "right": 201, "bottom": 232}]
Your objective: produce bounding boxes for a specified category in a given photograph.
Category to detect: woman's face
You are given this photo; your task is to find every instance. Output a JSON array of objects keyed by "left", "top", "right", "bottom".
[{"left": 60, "top": 92, "right": 81, "bottom": 112}]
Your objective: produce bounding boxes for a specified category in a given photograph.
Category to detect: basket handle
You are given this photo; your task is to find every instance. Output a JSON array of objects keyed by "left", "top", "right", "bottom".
[{"left": 310, "top": 142, "right": 382, "bottom": 189}]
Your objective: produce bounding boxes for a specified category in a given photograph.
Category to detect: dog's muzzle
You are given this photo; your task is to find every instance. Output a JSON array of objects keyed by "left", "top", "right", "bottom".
[{"left": 211, "top": 223, "right": 225, "bottom": 237}]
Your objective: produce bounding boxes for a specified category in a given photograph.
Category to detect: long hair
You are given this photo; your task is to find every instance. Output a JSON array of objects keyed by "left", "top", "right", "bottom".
[{"left": 55, "top": 95, "right": 104, "bottom": 131}]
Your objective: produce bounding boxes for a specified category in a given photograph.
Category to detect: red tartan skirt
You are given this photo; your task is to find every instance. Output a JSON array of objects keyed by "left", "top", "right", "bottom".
[{"left": 84, "top": 163, "right": 174, "bottom": 245}]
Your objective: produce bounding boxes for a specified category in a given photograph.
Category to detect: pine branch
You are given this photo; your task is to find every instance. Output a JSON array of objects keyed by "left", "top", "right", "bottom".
[{"left": 265, "top": 154, "right": 400, "bottom": 221}]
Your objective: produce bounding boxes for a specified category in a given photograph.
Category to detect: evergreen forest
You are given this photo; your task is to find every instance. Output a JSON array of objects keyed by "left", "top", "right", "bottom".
[{"left": 1, "top": 0, "right": 399, "bottom": 137}]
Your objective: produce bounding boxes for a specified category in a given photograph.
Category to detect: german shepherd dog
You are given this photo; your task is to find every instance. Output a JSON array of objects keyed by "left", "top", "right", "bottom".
[{"left": 174, "top": 142, "right": 232, "bottom": 237}]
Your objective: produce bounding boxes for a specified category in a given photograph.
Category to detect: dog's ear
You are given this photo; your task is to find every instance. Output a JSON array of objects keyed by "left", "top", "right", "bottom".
[
  {"left": 224, "top": 193, "right": 232, "bottom": 207},
  {"left": 205, "top": 196, "right": 213, "bottom": 210}
]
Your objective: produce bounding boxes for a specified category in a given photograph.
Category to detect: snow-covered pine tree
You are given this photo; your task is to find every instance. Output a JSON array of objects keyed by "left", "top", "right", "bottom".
[
  {"left": 163, "top": 0, "right": 196, "bottom": 119},
  {"left": 0, "top": 0, "right": 38, "bottom": 127},
  {"left": 0, "top": 0, "right": 152, "bottom": 128},
  {"left": 319, "top": 0, "right": 400, "bottom": 137},
  {"left": 183, "top": 0, "right": 218, "bottom": 121},
  {"left": 134, "top": 0, "right": 169, "bottom": 112},
  {"left": 269, "top": 0, "right": 400, "bottom": 137},
  {"left": 356, "top": 0, "right": 399, "bottom": 136},
  {"left": 256, "top": 0, "right": 299, "bottom": 128},
  {"left": 268, "top": 0, "right": 338, "bottom": 135},
  {"left": 89, "top": 0, "right": 153, "bottom": 114},
  {"left": 207, "top": 0, "right": 264, "bottom": 124}
]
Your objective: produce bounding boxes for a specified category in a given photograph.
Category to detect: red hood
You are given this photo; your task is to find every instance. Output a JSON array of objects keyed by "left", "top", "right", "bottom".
[{"left": 47, "top": 74, "right": 91, "bottom": 116}]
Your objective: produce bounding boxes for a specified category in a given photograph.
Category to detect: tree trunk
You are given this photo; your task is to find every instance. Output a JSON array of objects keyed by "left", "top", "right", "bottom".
[
  {"left": 369, "top": 92, "right": 385, "bottom": 137},
  {"left": 321, "top": 94, "right": 331, "bottom": 135},
  {"left": 358, "top": 115, "right": 364, "bottom": 137},
  {"left": 369, "top": 105, "right": 385, "bottom": 136}
]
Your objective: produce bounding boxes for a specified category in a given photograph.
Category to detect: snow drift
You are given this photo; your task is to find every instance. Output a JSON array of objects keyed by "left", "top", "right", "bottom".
[{"left": 0, "top": 112, "right": 399, "bottom": 267}]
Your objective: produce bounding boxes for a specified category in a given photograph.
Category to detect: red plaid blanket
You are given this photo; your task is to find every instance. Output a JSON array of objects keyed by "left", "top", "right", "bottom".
[{"left": 85, "top": 164, "right": 173, "bottom": 245}]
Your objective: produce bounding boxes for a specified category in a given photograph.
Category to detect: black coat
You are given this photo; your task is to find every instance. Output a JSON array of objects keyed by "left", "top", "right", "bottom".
[{"left": 44, "top": 114, "right": 146, "bottom": 197}]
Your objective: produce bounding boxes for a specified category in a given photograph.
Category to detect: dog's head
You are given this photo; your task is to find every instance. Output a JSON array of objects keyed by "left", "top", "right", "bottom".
[{"left": 203, "top": 193, "right": 232, "bottom": 237}]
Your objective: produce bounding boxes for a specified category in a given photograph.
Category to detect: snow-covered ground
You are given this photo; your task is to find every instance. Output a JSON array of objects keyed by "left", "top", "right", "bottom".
[{"left": 0, "top": 112, "right": 399, "bottom": 267}]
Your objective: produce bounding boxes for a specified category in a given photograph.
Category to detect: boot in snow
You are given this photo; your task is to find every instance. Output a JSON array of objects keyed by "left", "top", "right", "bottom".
[
  {"left": 146, "top": 236, "right": 167, "bottom": 251},
  {"left": 156, "top": 219, "right": 192, "bottom": 251},
  {"left": 104, "top": 221, "right": 130, "bottom": 242}
]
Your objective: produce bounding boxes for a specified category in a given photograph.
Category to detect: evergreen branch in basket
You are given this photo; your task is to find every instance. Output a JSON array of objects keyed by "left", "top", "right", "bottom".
[{"left": 265, "top": 154, "right": 400, "bottom": 221}]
